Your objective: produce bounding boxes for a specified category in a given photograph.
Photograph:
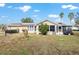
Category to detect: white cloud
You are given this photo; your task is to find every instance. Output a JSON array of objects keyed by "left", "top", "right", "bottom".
[
  {"left": 19, "top": 5, "right": 31, "bottom": 12},
  {"left": 62, "top": 4, "right": 79, "bottom": 10},
  {"left": 7, "top": 6, "right": 12, "bottom": 8},
  {"left": 1, "top": 16, "right": 8, "bottom": 18},
  {"left": 70, "top": 6, "right": 78, "bottom": 10},
  {"left": 62, "top": 5, "right": 72, "bottom": 9},
  {"left": 48, "top": 14, "right": 59, "bottom": 18},
  {"left": 0, "top": 3, "right": 5, "bottom": 7},
  {"left": 32, "top": 15, "right": 38, "bottom": 18},
  {"left": 33, "top": 10, "right": 40, "bottom": 12}
]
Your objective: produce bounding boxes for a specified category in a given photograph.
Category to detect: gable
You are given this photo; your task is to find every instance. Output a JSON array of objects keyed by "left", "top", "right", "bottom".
[
  {"left": 42, "top": 21, "right": 55, "bottom": 25},
  {"left": 37, "top": 20, "right": 57, "bottom": 26}
]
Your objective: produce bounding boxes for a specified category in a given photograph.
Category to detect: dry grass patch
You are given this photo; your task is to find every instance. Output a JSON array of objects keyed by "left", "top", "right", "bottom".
[{"left": 0, "top": 33, "right": 79, "bottom": 54}]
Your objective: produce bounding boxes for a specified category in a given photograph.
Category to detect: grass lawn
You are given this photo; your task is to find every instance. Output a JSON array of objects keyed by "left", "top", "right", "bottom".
[{"left": 0, "top": 31, "right": 79, "bottom": 55}]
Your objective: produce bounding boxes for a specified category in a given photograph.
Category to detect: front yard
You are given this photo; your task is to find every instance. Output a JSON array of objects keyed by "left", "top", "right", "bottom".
[{"left": 0, "top": 31, "right": 79, "bottom": 55}]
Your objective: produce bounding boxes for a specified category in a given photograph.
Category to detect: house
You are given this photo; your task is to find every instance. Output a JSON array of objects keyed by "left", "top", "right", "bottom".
[
  {"left": 36, "top": 20, "right": 58, "bottom": 35},
  {"left": 72, "top": 24, "right": 79, "bottom": 31},
  {"left": 6, "top": 20, "right": 70, "bottom": 35},
  {"left": 36, "top": 20, "right": 68, "bottom": 35},
  {"left": 6, "top": 23, "right": 36, "bottom": 33}
]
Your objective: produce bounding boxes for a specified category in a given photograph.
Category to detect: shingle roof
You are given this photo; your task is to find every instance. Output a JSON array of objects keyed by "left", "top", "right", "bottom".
[
  {"left": 37, "top": 20, "right": 58, "bottom": 25},
  {"left": 7, "top": 20, "right": 67, "bottom": 27},
  {"left": 37, "top": 20, "right": 66, "bottom": 26},
  {"left": 56, "top": 22, "right": 66, "bottom": 26},
  {"left": 8, "top": 23, "right": 36, "bottom": 27}
]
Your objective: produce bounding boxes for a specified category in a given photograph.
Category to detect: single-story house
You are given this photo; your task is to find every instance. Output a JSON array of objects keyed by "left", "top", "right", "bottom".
[
  {"left": 72, "top": 24, "right": 79, "bottom": 31},
  {"left": 6, "top": 20, "right": 72, "bottom": 35},
  {"left": 6, "top": 23, "right": 36, "bottom": 33}
]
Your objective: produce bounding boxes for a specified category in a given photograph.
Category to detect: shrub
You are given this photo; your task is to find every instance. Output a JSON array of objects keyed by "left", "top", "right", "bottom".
[{"left": 39, "top": 24, "right": 49, "bottom": 35}]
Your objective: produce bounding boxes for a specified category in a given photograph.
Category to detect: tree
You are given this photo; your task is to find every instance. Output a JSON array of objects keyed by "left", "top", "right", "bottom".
[
  {"left": 68, "top": 12, "right": 74, "bottom": 25},
  {"left": 0, "top": 24, "right": 6, "bottom": 31},
  {"left": 59, "top": 12, "right": 64, "bottom": 23},
  {"left": 39, "top": 24, "right": 49, "bottom": 35},
  {"left": 75, "top": 19, "right": 79, "bottom": 24},
  {"left": 0, "top": 24, "right": 7, "bottom": 36},
  {"left": 59, "top": 12, "right": 64, "bottom": 32},
  {"left": 75, "top": 12, "right": 79, "bottom": 24},
  {"left": 21, "top": 17, "right": 33, "bottom": 23}
]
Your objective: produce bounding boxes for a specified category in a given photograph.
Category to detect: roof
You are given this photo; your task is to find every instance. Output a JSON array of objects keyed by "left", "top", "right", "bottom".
[
  {"left": 37, "top": 20, "right": 58, "bottom": 25},
  {"left": 37, "top": 20, "right": 67, "bottom": 26},
  {"left": 56, "top": 22, "right": 66, "bottom": 26},
  {"left": 7, "top": 23, "right": 36, "bottom": 27},
  {"left": 7, "top": 20, "right": 69, "bottom": 27}
]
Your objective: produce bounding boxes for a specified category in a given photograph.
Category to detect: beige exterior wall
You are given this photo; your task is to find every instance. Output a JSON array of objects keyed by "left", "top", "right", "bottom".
[
  {"left": 7, "top": 26, "right": 36, "bottom": 33},
  {"left": 7, "top": 26, "right": 28, "bottom": 33},
  {"left": 36, "top": 21, "right": 57, "bottom": 35},
  {"left": 7, "top": 27, "right": 27, "bottom": 30},
  {"left": 72, "top": 26, "right": 79, "bottom": 30}
]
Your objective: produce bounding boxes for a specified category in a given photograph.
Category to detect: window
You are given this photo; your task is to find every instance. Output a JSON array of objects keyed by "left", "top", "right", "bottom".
[
  {"left": 59, "top": 26, "right": 61, "bottom": 31},
  {"left": 30, "top": 25, "right": 32, "bottom": 31},
  {"left": 28, "top": 25, "right": 31, "bottom": 31},
  {"left": 35, "top": 26, "right": 36, "bottom": 31},
  {"left": 29, "top": 25, "right": 34, "bottom": 31},
  {"left": 50, "top": 26, "right": 55, "bottom": 31},
  {"left": 59, "top": 26, "right": 61, "bottom": 30},
  {"left": 31, "top": 25, "right": 33, "bottom": 30}
]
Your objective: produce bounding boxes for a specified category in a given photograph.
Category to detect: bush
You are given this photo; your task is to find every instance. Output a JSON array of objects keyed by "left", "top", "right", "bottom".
[{"left": 39, "top": 24, "right": 49, "bottom": 35}]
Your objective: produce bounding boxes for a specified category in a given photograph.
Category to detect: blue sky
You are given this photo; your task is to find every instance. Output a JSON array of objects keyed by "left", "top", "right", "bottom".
[{"left": 0, "top": 3, "right": 79, "bottom": 24}]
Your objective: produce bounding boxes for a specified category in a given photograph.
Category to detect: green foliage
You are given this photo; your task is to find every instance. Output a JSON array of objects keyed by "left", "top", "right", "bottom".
[
  {"left": 68, "top": 12, "right": 74, "bottom": 21},
  {"left": 21, "top": 17, "right": 33, "bottom": 23},
  {"left": 0, "top": 24, "right": 4, "bottom": 29},
  {"left": 75, "top": 19, "right": 79, "bottom": 24},
  {"left": 39, "top": 24, "right": 49, "bottom": 35},
  {"left": 59, "top": 12, "right": 64, "bottom": 19},
  {"left": 75, "top": 12, "right": 79, "bottom": 24},
  {"left": 0, "top": 24, "right": 6, "bottom": 31}
]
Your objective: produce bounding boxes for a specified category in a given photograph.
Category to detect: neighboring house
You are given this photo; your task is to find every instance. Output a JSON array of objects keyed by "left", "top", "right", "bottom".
[
  {"left": 72, "top": 24, "right": 79, "bottom": 31},
  {"left": 6, "top": 20, "right": 71, "bottom": 35},
  {"left": 6, "top": 23, "right": 36, "bottom": 33}
]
